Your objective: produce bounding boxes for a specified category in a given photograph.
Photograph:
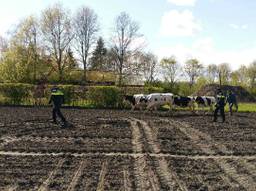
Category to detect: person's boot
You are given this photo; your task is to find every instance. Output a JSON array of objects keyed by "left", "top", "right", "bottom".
[{"left": 61, "top": 120, "right": 68, "bottom": 128}]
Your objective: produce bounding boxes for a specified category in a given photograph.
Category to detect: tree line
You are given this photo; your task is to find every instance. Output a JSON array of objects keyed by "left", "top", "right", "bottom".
[
  {"left": 0, "top": 3, "right": 145, "bottom": 85},
  {"left": 0, "top": 3, "right": 255, "bottom": 94}
]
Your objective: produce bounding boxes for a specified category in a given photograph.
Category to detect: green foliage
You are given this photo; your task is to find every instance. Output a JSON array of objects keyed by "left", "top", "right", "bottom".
[
  {"left": 144, "top": 86, "right": 164, "bottom": 94},
  {"left": 90, "top": 37, "right": 107, "bottom": 70},
  {"left": 178, "top": 82, "right": 194, "bottom": 96},
  {"left": 87, "top": 86, "right": 121, "bottom": 108},
  {"left": 145, "top": 81, "right": 179, "bottom": 94},
  {"left": 0, "top": 83, "right": 33, "bottom": 104}
]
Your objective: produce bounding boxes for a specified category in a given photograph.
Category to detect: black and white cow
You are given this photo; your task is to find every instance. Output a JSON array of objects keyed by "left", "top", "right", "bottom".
[
  {"left": 195, "top": 96, "right": 216, "bottom": 112},
  {"left": 124, "top": 94, "right": 147, "bottom": 110},
  {"left": 146, "top": 93, "right": 174, "bottom": 111},
  {"left": 173, "top": 96, "right": 195, "bottom": 111}
]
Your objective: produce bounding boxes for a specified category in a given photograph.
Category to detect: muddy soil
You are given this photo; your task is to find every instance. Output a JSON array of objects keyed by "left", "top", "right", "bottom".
[{"left": 0, "top": 107, "right": 255, "bottom": 190}]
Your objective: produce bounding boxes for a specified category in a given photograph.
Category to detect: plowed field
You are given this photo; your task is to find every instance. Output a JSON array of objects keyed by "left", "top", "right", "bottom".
[{"left": 0, "top": 107, "right": 255, "bottom": 190}]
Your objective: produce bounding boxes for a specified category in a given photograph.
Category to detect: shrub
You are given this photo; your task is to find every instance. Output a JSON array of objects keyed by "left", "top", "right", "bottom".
[
  {"left": 0, "top": 83, "right": 33, "bottom": 104},
  {"left": 144, "top": 86, "right": 164, "bottom": 94},
  {"left": 87, "top": 86, "right": 121, "bottom": 108}
]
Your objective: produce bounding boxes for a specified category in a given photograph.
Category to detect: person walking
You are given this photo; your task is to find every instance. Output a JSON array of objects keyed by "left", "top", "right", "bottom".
[
  {"left": 213, "top": 89, "right": 226, "bottom": 123},
  {"left": 227, "top": 90, "right": 238, "bottom": 116},
  {"left": 49, "top": 86, "right": 67, "bottom": 127}
]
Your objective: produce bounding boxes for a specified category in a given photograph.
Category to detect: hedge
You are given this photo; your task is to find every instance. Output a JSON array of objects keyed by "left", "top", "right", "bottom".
[
  {"left": 0, "top": 83, "right": 33, "bottom": 104},
  {"left": 0, "top": 83, "right": 166, "bottom": 107},
  {"left": 87, "top": 86, "right": 121, "bottom": 108}
]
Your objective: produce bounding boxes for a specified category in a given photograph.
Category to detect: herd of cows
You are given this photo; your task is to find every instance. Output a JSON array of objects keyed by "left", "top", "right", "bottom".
[{"left": 124, "top": 93, "right": 216, "bottom": 112}]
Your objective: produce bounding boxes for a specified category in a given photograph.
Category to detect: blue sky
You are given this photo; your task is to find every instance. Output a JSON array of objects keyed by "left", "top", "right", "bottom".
[{"left": 1, "top": 0, "right": 256, "bottom": 69}]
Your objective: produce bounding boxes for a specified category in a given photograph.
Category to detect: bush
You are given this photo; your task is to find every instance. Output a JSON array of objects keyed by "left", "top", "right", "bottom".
[
  {"left": 0, "top": 83, "right": 33, "bottom": 104},
  {"left": 87, "top": 86, "right": 121, "bottom": 108},
  {"left": 144, "top": 86, "right": 164, "bottom": 94},
  {"left": 58, "top": 85, "right": 76, "bottom": 105}
]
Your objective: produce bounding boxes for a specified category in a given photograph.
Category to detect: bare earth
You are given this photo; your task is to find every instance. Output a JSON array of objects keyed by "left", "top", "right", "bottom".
[{"left": 0, "top": 107, "right": 255, "bottom": 191}]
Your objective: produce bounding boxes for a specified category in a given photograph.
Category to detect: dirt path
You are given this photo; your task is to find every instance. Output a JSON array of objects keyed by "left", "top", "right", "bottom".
[{"left": 162, "top": 118, "right": 256, "bottom": 190}]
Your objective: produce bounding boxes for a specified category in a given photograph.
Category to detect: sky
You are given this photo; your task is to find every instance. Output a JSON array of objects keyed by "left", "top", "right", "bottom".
[{"left": 0, "top": 0, "right": 256, "bottom": 70}]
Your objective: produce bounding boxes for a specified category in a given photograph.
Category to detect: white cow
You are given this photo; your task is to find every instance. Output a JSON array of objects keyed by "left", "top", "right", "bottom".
[
  {"left": 124, "top": 94, "right": 147, "bottom": 110},
  {"left": 195, "top": 96, "right": 216, "bottom": 112},
  {"left": 146, "top": 93, "right": 174, "bottom": 111}
]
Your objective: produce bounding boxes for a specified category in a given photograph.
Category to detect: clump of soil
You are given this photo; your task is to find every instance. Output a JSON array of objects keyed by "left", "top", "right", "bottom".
[{"left": 194, "top": 84, "right": 256, "bottom": 102}]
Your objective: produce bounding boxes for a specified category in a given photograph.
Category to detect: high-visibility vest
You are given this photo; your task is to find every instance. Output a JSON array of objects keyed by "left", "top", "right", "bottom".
[{"left": 51, "top": 90, "right": 64, "bottom": 96}]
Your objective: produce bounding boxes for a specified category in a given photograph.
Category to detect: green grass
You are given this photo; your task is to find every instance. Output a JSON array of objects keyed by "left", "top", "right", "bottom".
[
  {"left": 236, "top": 103, "right": 256, "bottom": 112},
  {"left": 162, "top": 103, "right": 256, "bottom": 113}
]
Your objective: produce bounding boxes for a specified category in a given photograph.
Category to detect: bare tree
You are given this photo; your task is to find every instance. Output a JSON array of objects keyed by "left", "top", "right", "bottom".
[
  {"left": 160, "top": 56, "right": 180, "bottom": 85},
  {"left": 141, "top": 52, "right": 158, "bottom": 83},
  {"left": 41, "top": 3, "right": 73, "bottom": 81},
  {"left": 217, "top": 63, "right": 231, "bottom": 86},
  {"left": 184, "top": 58, "right": 203, "bottom": 88},
  {"left": 206, "top": 64, "right": 218, "bottom": 84},
  {"left": 111, "top": 12, "right": 142, "bottom": 85},
  {"left": 73, "top": 6, "right": 99, "bottom": 83}
]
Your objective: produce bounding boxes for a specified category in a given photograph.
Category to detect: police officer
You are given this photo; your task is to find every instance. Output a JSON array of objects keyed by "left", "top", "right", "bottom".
[
  {"left": 227, "top": 90, "right": 238, "bottom": 115},
  {"left": 213, "top": 89, "right": 226, "bottom": 122},
  {"left": 49, "top": 86, "right": 67, "bottom": 126}
]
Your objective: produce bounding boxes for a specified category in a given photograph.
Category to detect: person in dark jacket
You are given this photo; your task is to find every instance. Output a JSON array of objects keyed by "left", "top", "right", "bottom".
[
  {"left": 227, "top": 90, "right": 238, "bottom": 115},
  {"left": 49, "top": 86, "right": 67, "bottom": 125},
  {"left": 213, "top": 89, "right": 226, "bottom": 122}
]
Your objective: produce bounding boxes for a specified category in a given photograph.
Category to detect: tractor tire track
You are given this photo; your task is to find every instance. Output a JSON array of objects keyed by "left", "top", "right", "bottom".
[
  {"left": 164, "top": 118, "right": 256, "bottom": 190},
  {"left": 129, "top": 118, "right": 161, "bottom": 191},
  {"left": 96, "top": 160, "right": 108, "bottom": 191},
  {"left": 66, "top": 160, "right": 86, "bottom": 191},
  {"left": 130, "top": 117, "right": 187, "bottom": 191},
  {"left": 38, "top": 158, "right": 65, "bottom": 191}
]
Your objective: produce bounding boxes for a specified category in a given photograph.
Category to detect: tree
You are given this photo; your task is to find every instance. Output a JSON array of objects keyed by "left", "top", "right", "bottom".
[
  {"left": 14, "top": 16, "right": 40, "bottom": 82},
  {"left": 237, "top": 65, "right": 249, "bottom": 86},
  {"left": 90, "top": 37, "right": 107, "bottom": 71},
  {"left": 111, "top": 12, "right": 142, "bottom": 85},
  {"left": 41, "top": 3, "right": 73, "bottom": 82},
  {"left": 0, "top": 16, "right": 44, "bottom": 83},
  {"left": 247, "top": 61, "right": 256, "bottom": 88},
  {"left": 142, "top": 52, "right": 158, "bottom": 83},
  {"left": 217, "top": 63, "right": 231, "bottom": 86},
  {"left": 73, "top": 6, "right": 99, "bottom": 82},
  {"left": 160, "top": 56, "right": 180, "bottom": 85},
  {"left": 0, "top": 35, "right": 8, "bottom": 57},
  {"left": 184, "top": 58, "right": 203, "bottom": 88},
  {"left": 206, "top": 64, "right": 218, "bottom": 84}
]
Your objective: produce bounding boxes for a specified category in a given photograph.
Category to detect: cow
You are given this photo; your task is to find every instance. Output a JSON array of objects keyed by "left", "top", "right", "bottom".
[
  {"left": 146, "top": 93, "right": 174, "bottom": 111},
  {"left": 124, "top": 94, "right": 147, "bottom": 110},
  {"left": 173, "top": 95, "right": 195, "bottom": 112},
  {"left": 195, "top": 96, "right": 216, "bottom": 113}
]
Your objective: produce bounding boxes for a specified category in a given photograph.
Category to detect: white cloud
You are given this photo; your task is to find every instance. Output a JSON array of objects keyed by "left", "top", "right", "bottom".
[
  {"left": 160, "top": 10, "right": 202, "bottom": 37},
  {"left": 167, "top": 0, "right": 197, "bottom": 6},
  {"left": 155, "top": 37, "right": 256, "bottom": 70},
  {"left": 230, "top": 24, "right": 248, "bottom": 30}
]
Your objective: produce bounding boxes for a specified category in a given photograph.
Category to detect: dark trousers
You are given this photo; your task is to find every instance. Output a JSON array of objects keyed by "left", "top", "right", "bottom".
[
  {"left": 52, "top": 107, "right": 66, "bottom": 123},
  {"left": 214, "top": 106, "right": 225, "bottom": 122},
  {"left": 229, "top": 102, "right": 238, "bottom": 115}
]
